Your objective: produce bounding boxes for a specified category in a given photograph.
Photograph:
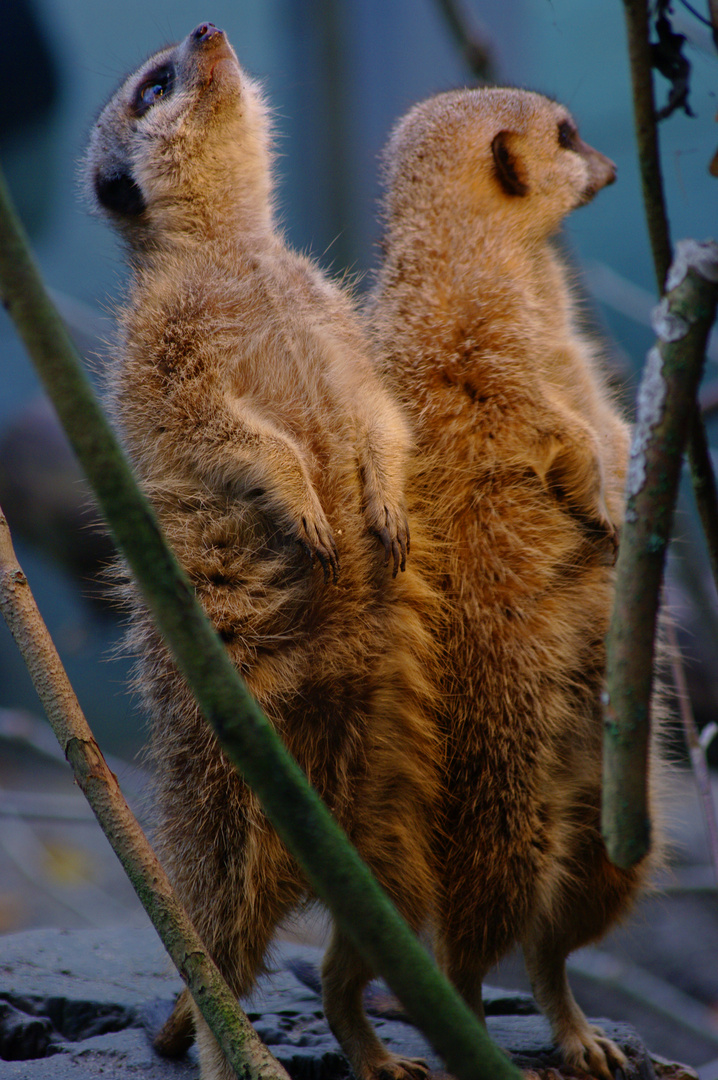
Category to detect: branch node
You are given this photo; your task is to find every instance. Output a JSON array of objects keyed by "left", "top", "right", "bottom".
[
  {"left": 626, "top": 346, "right": 666, "bottom": 501},
  {"left": 665, "top": 238, "right": 718, "bottom": 291}
]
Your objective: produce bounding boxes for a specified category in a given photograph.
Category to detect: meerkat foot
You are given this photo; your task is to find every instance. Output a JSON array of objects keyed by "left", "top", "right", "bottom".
[
  {"left": 559, "top": 1021, "right": 627, "bottom": 1080},
  {"left": 364, "top": 498, "right": 410, "bottom": 575},
  {"left": 523, "top": 940, "right": 628, "bottom": 1080},
  {"left": 153, "top": 987, "right": 194, "bottom": 1057},
  {"left": 373, "top": 1054, "right": 429, "bottom": 1080}
]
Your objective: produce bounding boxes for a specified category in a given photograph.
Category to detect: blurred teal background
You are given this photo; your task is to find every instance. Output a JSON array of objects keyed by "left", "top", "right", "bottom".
[{"left": 1, "top": 0, "right": 717, "bottom": 757}]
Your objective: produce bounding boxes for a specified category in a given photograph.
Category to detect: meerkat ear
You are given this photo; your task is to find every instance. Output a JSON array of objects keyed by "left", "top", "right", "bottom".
[
  {"left": 491, "top": 131, "right": 528, "bottom": 197},
  {"left": 94, "top": 168, "right": 146, "bottom": 217}
]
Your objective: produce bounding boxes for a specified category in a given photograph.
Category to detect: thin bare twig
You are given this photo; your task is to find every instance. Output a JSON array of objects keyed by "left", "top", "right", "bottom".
[
  {"left": 432, "top": 0, "right": 495, "bottom": 82},
  {"left": 603, "top": 241, "right": 718, "bottom": 868},
  {"left": 0, "top": 506, "right": 290, "bottom": 1080},
  {"left": 623, "top": 0, "right": 673, "bottom": 288},
  {"left": 708, "top": 0, "right": 718, "bottom": 50},
  {"left": 567, "top": 948, "right": 718, "bottom": 1048},
  {"left": 685, "top": 416, "right": 718, "bottom": 607}
]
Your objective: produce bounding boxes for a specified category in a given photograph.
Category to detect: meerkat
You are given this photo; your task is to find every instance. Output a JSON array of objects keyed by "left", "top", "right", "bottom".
[
  {"left": 369, "top": 88, "right": 666, "bottom": 1079},
  {"left": 84, "top": 24, "right": 442, "bottom": 1080}
]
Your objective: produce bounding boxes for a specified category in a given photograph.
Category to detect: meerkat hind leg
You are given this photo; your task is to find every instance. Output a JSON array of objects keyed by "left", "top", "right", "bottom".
[
  {"left": 322, "top": 926, "right": 429, "bottom": 1080},
  {"left": 523, "top": 932, "right": 627, "bottom": 1080}
]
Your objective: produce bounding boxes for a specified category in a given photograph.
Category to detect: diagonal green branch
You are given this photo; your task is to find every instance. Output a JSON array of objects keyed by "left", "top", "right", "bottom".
[
  {"left": 0, "top": 507, "right": 290, "bottom": 1080},
  {"left": 0, "top": 166, "right": 521, "bottom": 1080},
  {"left": 602, "top": 240, "right": 718, "bottom": 868}
]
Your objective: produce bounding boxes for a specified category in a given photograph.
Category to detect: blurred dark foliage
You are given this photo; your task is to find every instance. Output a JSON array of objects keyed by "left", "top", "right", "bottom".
[
  {"left": 651, "top": 1, "right": 695, "bottom": 120},
  {"left": 0, "top": 0, "right": 60, "bottom": 138}
]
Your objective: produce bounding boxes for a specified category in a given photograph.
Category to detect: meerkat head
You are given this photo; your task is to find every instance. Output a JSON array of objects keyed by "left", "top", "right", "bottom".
[
  {"left": 381, "top": 87, "right": 615, "bottom": 244},
  {"left": 84, "top": 23, "right": 273, "bottom": 244}
]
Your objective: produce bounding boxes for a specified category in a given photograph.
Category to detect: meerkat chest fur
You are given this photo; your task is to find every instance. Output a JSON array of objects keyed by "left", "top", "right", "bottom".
[
  {"left": 113, "top": 242, "right": 372, "bottom": 514},
  {"left": 372, "top": 88, "right": 629, "bottom": 569},
  {"left": 371, "top": 84, "right": 634, "bottom": 809}
]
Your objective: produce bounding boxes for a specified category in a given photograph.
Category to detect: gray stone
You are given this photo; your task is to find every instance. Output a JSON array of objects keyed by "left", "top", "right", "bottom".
[{"left": 0, "top": 927, "right": 676, "bottom": 1079}]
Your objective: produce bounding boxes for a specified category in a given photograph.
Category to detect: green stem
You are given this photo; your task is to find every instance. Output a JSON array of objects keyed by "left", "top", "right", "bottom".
[{"left": 0, "top": 167, "right": 521, "bottom": 1080}]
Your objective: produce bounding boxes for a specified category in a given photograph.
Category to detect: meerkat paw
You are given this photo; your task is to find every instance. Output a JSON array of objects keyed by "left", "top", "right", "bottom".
[
  {"left": 371, "top": 1054, "right": 429, "bottom": 1080},
  {"left": 292, "top": 506, "right": 340, "bottom": 582},
  {"left": 560, "top": 1023, "right": 628, "bottom": 1080},
  {"left": 364, "top": 498, "right": 410, "bottom": 576}
]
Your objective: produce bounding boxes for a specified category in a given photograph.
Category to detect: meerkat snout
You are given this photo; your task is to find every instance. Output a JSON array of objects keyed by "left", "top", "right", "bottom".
[
  {"left": 191, "top": 22, "right": 222, "bottom": 42},
  {"left": 182, "top": 22, "right": 236, "bottom": 73},
  {"left": 578, "top": 142, "right": 617, "bottom": 202}
]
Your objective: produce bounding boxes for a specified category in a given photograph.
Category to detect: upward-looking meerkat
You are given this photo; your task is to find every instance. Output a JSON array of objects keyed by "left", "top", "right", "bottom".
[
  {"left": 369, "top": 88, "right": 666, "bottom": 1079},
  {"left": 84, "top": 24, "right": 442, "bottom": 1080}
]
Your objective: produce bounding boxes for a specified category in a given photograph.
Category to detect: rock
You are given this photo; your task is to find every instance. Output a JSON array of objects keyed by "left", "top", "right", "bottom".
[{"left": 0, "top": 927, "right": 685, "bottom": 1079}]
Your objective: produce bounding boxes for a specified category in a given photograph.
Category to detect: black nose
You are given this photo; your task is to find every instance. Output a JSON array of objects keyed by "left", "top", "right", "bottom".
[{"left": 191, "top": 23, "right": 223, "bottom": 43}]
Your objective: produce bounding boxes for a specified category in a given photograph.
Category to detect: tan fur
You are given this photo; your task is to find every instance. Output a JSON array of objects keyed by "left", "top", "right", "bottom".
[
  {"left": 369, "top": 87, "right": 665, "bottom": 1079},
  {"left": 84, "top": 25, "right": 442, "bottom": 1080}
]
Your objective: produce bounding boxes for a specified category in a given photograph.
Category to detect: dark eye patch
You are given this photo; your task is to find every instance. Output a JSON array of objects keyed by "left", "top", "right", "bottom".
[
  {"left": 557, "top": 119, "right": 577, "bottom": 150},
  {"left": 134, "top": 63, "right": 174, "bottom": 117}
]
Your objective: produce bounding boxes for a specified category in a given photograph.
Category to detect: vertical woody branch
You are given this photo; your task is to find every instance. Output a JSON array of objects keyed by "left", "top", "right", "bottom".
[
  {"left": 622, "top": 0, "right": 718, "bottom": 595},
  {"left": 602, "top": 241, "right": 718, "bottom": 868},
  {"left": 622, "top": 0, "right": 672, "bottom": 287},
  {"left": 610, "top": 0, "right": 718, "bottom": 870},
  {"left": 0, "top": 508, "right": 291, "bottom": 1080},
  {"left": 0, "top": 169, "right": 521, "bottom": 1080}
]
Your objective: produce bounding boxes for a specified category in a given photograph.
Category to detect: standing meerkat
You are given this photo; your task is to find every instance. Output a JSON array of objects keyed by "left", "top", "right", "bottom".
[
  {"left": 84, "top": 24, "right": 442, "bottom": 1080},
  {"left": 369, "top": 87, "right": 665, "bottom": 1079}
]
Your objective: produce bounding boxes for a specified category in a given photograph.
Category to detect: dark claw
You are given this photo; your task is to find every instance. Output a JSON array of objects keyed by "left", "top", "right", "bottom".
[
  {"left": 315, "top": 547, "right": 331, "bottom": 583},
  {"left": 391, "top": 538, "right": 401, "bottom": 577},
  {"left": 298, "top": 535, "right": 315, "bottom": 566},
  {"left": 297, "top": 517, "right": 339, "bottom": 584},
  {"left": 377, "top": 525, "right": 392, "bottom": 566},
  {"left": 315, "top": 541, "right": 340, "bottom": 584}
]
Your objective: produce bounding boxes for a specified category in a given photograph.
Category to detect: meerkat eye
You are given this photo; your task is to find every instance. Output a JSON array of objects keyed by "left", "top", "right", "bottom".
[
  {"left": 134, "top": 65, "right": 174, "bottom": 116},
  {"left": 557, "top": 120, "right": 577, "bottom": 150},
  {"left": 142, "top": 82, "right": 165, "bottom": 105}
]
